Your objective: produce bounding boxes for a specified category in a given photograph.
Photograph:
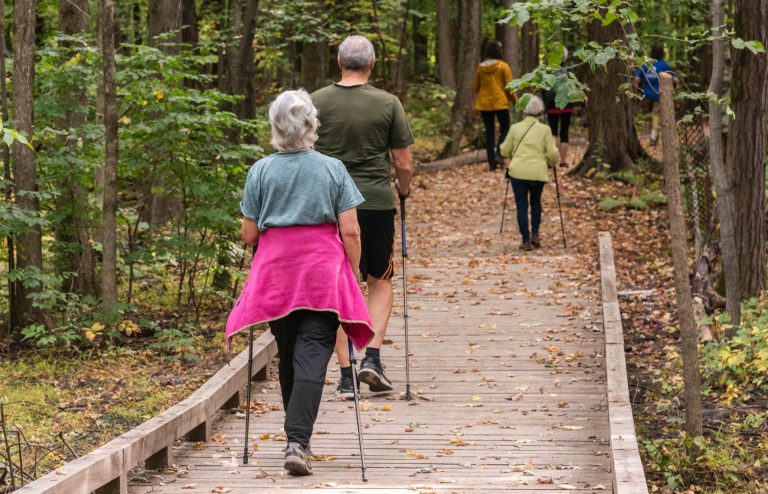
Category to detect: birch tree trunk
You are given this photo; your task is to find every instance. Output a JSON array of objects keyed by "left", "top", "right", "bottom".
[
  {"left": 101, "top": 0, "right": 119, "bottom": 306},
  {"left": 659, "top": 73, "right": 703, "bottom": 438},
  {"left": 708, "top": 0, "right": 741, "bottom": 328}
]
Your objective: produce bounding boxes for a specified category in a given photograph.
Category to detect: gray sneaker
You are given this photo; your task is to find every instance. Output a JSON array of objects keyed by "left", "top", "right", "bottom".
[
  {"left": 284, "top": 442, "right": 313, "bottom": 476},
  {"left": 358, "top": 356, "right": 394, "bottom": 393}
]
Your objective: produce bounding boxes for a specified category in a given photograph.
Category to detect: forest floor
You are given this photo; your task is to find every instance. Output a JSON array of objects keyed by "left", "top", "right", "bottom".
[{"left": 2, "top": 124, "right": 767, "bottom": 493}]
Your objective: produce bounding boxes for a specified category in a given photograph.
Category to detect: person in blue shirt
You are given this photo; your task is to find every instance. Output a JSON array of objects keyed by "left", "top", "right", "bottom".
[{"left": 633, "top": 45, "right": 675, "bottom": 146}]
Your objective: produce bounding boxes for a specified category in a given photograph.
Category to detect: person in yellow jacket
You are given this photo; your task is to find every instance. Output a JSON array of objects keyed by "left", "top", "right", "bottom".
[
  {"left": 500, "top": 95, "right": 560, "bottom": 251},
  {"left": 472, "top": 41, "right": 516, "bottom": 171}
]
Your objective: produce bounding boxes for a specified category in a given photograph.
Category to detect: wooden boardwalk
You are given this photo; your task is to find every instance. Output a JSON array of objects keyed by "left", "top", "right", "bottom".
[{"left": 128, "top": 167, "right": 614, "bottom": 493}]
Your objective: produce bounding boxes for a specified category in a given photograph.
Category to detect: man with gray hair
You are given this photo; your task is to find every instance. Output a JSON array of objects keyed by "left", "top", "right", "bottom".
[{"left": 312, "top": 35, "right": 414, "bottom": 397}]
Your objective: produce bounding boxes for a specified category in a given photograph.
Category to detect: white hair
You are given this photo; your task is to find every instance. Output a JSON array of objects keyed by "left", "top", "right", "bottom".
[
  {"left": 338, "top": 35, "right": 375, "bottom": 72},
  {"left": 523, "top": 95, "right": 545, "bottom": 116},
  {"left": 268, "top": 90, "right": 319, "bottom": 152}
]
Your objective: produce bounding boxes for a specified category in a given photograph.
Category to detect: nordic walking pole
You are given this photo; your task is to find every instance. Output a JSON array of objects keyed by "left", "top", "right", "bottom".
[
  {"left": 399, "top": 194, "right": 412, "bottom": 401},
  {"left": 499, "top": 175, "right": 511, "bottom": 234},
  {"left": 242, "top": 326, "right": 255, "bottom": 464},
  {"left": 348, "top": 338, "right": 369, "bottom": 482},
  {"left": 552, "top": 166, "right": 567, "bottom": 248}
]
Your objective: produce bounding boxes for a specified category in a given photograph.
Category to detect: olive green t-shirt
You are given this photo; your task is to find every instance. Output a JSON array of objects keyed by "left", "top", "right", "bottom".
[{"left": 311, "top": 83, "right": 414, "bottom": 210}]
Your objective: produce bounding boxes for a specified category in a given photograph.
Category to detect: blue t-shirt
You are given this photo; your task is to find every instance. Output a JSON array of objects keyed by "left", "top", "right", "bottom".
[
  {"left": 241, "top": 150, "right": 364, "bottom": 232},
  {"left": 634, "top": 59, "right": 674, "bottom": 101}
]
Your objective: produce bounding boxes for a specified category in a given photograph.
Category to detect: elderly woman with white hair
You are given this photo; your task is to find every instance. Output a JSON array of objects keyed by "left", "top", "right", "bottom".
[
  {"left": 500, "top": 95, "right": 560, "bottom": 251},
  {"left": 225, "top": 89, "right": 374, "bottom": 476}
]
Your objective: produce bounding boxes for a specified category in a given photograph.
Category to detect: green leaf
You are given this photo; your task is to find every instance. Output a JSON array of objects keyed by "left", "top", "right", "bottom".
[
  {"left": 547, "top": 42, "right": 565, "bottom": 66},
  {"left": 2, "top": 131, "right": 13, "bottom": 148},
  {"left": 554, "top": 82, "right": 572, "bottom": 109}
]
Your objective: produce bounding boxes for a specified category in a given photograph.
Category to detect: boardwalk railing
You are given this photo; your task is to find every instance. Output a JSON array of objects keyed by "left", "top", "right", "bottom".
[
  {"left": 17, "top": 331, "right": 277, "bottom": 494},
  {"left": 598, "top": 232, "right": 650, "bottom": 494}
]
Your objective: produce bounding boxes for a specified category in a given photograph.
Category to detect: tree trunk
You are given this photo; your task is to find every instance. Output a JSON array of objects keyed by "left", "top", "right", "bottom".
[
  {"left": 394, "top": 0, "right": 412, "bottom": 97},
  {"left": 56, "top": 0, "right": 99, "bottom": 296},
  {"left": 148, "top": 0, "right": 181, "bottom": 48},
  {"left": 1, "top": 0, "right": 12, "bottom": 339},
  {"left": 436, "top": 0, "right": 456, "bottom": 88},
  {"left": 235, "top": 0, "right": 258, "bottom": 123},
  {"left": 299, "top": 1, "right": 327, "bottom": 92},
  {"left": 412, "top": 10, "right": 428, "bottom": 77},
  {"left": 572, "top": 19, "right": 646, "bottom": 174},
  {"left": 11, "top": 0, "right": 44, "bottom": 331},
  {"left": 439, "top": 0, "right": 481, "bottom": 158},
  {"left": 728, "top": 0, "right": 768, "bottom": 297},
  {"left": 181, "top": 0, "right": 199, "bottom": 47},
  {"left": 520, "top": 19, "right": 538, "bottom": 74},
  {"left": 659, "top": 73, "right": 703, "bottom": 439},
  {"left": 503, "top": 0, "right": 519, "bottom": 77},
  {"left": 101, "top": 0, "right": 119, "bottom": 306},
  {"left": 708, "top": 0, "right": 741, "bottom": 328}
]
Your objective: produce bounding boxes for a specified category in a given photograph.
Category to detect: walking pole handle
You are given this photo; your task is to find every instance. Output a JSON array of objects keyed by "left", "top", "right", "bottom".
[{"left": 399, "top": 195, "right": 407, "bottom": 258}]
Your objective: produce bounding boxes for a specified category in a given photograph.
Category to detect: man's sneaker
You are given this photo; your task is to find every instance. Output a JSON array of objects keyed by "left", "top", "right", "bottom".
[
  {"left": 358, "top": 356, "right": 394, "bottom": 393},
  {"left": 284, "top": 442, "right": 313, "bottom": 476},
  {"left": 336, "top": 375, "right": 357, "bottom": 400}
]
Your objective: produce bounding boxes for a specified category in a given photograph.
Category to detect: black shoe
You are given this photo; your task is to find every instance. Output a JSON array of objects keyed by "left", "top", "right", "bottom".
[
  {"left": 531, "top": 234, "right": 541, "bottom": 248},
  {"left": 520, "top": 241, "right": 533, "bottom": 251},
  {"left": 284, "top": 442, "right": 313, "bottom": 476},
  {"left": 336, "top": 375, "right": 357, "bottom": 400},
  {"left": 358, "top": 356, "right": 394, "bottom": 393}
]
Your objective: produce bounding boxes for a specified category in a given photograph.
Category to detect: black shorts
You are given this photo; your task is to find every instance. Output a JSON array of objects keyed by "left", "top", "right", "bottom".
[
  {"left": 547, "top": 112, "right": 572, "bottom": 143},
  {"left": 357, "top": 209, "right": 395, "bottom": 281}
]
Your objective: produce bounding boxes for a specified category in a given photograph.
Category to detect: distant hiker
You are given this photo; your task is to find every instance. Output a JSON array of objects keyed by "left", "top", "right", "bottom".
[
  {"left": 225, "top": 90, "right": 374, "bottom": 476},
  {"left": 500, "top": 95, "right": 559, "bottom": 251},
  {"left": 311, "top": 35, "right": 414, "bottom": 399},
  {"left": 542, "top": 47, "right": 575, "bottom": 168},
  {"left": 633, "top": 45, "right": 675, "bottom": 146},
  {"left": 472, "top": 40, "right": 516, "bottom": 171}
]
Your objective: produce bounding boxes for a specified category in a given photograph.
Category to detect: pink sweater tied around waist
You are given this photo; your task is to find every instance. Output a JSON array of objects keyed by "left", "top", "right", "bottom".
[{"left": 225, "top": 223, "right": 374, "bottom": 351}]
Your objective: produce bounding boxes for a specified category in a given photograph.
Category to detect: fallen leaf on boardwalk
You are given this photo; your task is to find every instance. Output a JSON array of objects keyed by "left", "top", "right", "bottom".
[
  {"left": 211, "top": 487, "right": 231, "bottom": 493},
  {"left": 307, "top": 482, "right": 338, "bottom": 488},
  {"left": 255, "top": 468, "right": 269, "bottom": 478},
  {"left": 408, "top": 485, "right": 436, "bottom": 493},
  {"left": 406, "top": 450, "right": 430, "bottom": 459},
  {"left": 507, "top": 393, "right": 523, "bottom": 401},
  {"left": 181, "top": 484, "right": 196, "bottom": 489},
  {"left": 537, "top": 478, "right": 554, "bottom": 484},
  {"left": 450, "top": 437, "right": 472, "bottom": 446},
  {"left": 510, "top": 459, "right": 534, "bottom": 472},
  {"left": 315, "top": 429, "right": 329, "bottom": 434},
  {"left": 589, "top": 484, "right": 607, "bottom": 490},
  {"left": 259, "top": 433, "right": 270, "bottom": 440},
  {"left": 381, "top": 404, "right": 393, "bottom": 411},
  {"left": 482, "top": 376, "right": 496, "bottom": 382},
  {"left": 274, "top": 433, "right": 287, "bottom": 441},
  {"left": 360, "top": 400, "right": 371, "bottom": 411},
  {"left": 382, "top": 339, "right": 394, "bottom": 344},
  {"left": 559, "top": 425, "right": 584, "bottom": 430},
  {"left": 213, "top": 433, "right": 225, "bottom": 444},
  {"left": 557, "top": 484, "right": 577, "bottom": 490},
  {"left": 438, "top": 448, "right": 455, "bottom": 456},
  {"left": 405, "top": 426, "right": 415, "bottom": 432},
  {"left": 470, "top": 395, "right": 482, "bottom": 401},
  {"left": 193, "top": 442, "right": 205, "bottom": 450},
  {"left": 310, "top": 454, "right": 336, "bottom": 462}
]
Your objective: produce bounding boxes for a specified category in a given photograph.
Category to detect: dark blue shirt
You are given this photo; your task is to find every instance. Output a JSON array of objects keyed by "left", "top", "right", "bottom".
[{"left": 634, "top": 60, "right": 674, "bottom": 101}]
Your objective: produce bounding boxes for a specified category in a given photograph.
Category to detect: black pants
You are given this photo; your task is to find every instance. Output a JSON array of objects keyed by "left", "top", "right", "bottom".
[
  {"left": 547, "top": 112, "right": 572, "bottom": 143},
  {"left": 269, "top": 310, "right": 338, "bottom": 449},
  {"left": 481, "top": 110, "right": 511, "bottom": 170},
  {"left": 510, "top": 178, "right": 546, "bottom": 243}
]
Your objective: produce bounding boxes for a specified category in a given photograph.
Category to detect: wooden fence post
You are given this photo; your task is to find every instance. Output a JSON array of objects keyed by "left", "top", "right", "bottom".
[{"left": 658, "top": 72, "right": 704, "bottom": 438}]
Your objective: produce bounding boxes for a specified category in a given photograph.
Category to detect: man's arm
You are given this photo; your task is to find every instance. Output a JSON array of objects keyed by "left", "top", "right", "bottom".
[{"left": 391, "top": 147, "right": 413, "bottom": 198}]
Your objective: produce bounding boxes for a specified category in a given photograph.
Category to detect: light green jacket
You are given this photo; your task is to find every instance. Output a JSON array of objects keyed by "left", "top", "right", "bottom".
[{"left": 500, "top": 116, "right": 559, "bottom": 182}]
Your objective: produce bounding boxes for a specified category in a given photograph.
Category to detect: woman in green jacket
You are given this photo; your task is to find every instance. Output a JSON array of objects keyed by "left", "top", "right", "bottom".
[{"left": 500, "top": 95, "right": 560, "bottom": 251}]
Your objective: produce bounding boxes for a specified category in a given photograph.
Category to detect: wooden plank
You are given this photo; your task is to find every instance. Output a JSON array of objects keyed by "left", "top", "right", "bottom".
[{"left": 598, "top": 232, "right": 649, "bottom": 494}]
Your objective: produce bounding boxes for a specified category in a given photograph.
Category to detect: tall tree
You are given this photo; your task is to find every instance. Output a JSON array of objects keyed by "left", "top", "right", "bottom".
[
  {"left": 148, "top": 0, "right": 182, "bottom": 48},
  {"left": 439, "top": 0, "right": 481, "bottom": 158},
  {"left": 181, "top": 0, "right": 199, "bottom": 47},
  {"left": 502, "top": 0, "right": 519, "bottom": 77},
  {"left": 234, "top": 0, "right": 258, "bottom": 124},
  {"left": 300, "top": 1, "right": 327, "bottom": 92},
  {"left": 727, "top": 0, "right": 768, "bottom": 296},
  {"left": 708, "top": 0, "right": 741, "bottom": 326},
  {"left": 56, "top": 0, "right": 98, "bottom": 296},
  {"left": 520, "top": 19, "right": 538, "bottom": 73},
  {"left": 11, "top": 0, "right": 43, "bottom": 330},
  {"left": 573, "top": 19, "right": 645, "bottom": 173},
  {"left": 1, "top": 0, "right": 12, "bottom": 339},
  {"left": 101, "top": 0, "right": 118, "bottom": 306},
  {"left": 436, "top": 0, "right": 456, "bottom": 88}
]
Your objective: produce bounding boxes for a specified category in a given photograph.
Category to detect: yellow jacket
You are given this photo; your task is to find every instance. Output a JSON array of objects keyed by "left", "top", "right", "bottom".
[
  {"left": 472, "top": 59, "right": 515, "bottom": 111},
  {"left": 500, "top": 116, "right": 559, "bottom": 182}
]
